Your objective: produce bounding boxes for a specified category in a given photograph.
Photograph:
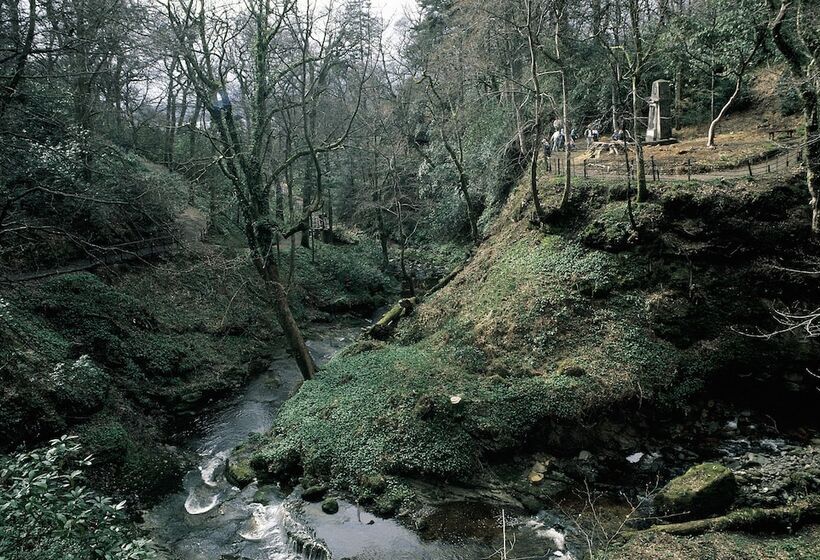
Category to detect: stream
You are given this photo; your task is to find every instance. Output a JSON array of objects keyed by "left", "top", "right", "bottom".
[{"left": 143, "top": 323, "right": 574, "bottom": 560}]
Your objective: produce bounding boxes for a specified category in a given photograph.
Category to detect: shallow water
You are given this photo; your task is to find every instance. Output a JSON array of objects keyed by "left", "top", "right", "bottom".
[{"left": 144, "top": 323, "right": 569, "bottom": 560}]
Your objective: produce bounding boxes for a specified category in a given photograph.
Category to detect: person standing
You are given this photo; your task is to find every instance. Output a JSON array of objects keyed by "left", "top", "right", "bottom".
[
  {"left": 551, "top": 129, "right": 562, "bottom": 152},
  {"left": 542, "top": 138, "right": 552, "bottom": 172}
]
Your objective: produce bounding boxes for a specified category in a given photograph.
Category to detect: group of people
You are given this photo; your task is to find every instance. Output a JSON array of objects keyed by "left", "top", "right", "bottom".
[
  {"left": 542, "top": 118, "right": 633, "bottom": 161},
  {"left": 542, "top": 119, "right": 604, "bottom": 160},
  {"left": 542, "top": 118, "right": 575, "bottom": 158}
]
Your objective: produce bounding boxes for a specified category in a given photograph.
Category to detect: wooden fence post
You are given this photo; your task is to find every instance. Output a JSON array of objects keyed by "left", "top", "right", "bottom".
[
  {"left": 747, "top": 159, "right": 753, "bottom": 177},
  {"left": 687, "top": 158, "right": 692, "bottom": 183},
  {"left": 583, "top": 159, "right": 588, "bottom": 179}
]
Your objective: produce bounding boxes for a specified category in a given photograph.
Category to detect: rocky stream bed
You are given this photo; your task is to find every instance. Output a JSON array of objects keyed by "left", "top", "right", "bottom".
[{"left": 141, "top": 321, "right": 820, "bottom": 560}]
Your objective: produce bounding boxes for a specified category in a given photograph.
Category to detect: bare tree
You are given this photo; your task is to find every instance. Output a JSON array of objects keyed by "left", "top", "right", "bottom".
[
  {"left": 165, "top": 0, "right": 367, "bottom": 380},
  {"left": 0, "top": 0, "right": 36, "bottom": 120}
]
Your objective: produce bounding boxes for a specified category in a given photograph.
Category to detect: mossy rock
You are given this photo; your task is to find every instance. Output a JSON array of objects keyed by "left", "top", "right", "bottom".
[
  {"left": 655, "top": 463, "right": 737, "bottom": 518},
  {"left": 247, "top": 357, "right": 270, "bottom": 376},
  {"left": 250, "top": 443, "right": 303, "bottom": 482},
  {"left": 360, "top": 473, "right": 387, "bottom": 494},
  {"left": 226, "top": 456, "right": 256, "bottom": 489},
  {"left": 252, "top": 486, "right": 276, "bottom": 506},
  {"left": 321, "top": 498, "right": 339, "bottom": 514},
  {"left": 302, "top": 485, "right": 328, "bottom": 503}
]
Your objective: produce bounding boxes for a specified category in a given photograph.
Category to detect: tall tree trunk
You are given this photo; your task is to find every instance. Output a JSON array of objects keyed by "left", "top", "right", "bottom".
[
  {"left": 769, "top": 0, "right": 820, "bottom": 233},
  {"left": 0, "top": 0, "right": 35, "bottom": 121},
  {"left": 629, "top": 0, "right": 648, "bottom": 202},
  {"left": 457, "top": 166, "right": 480, "bottom": 244},
  {"left": 806, "top": 101, "right": 820, "bottom": 233},
  {"left": 374, "top": 188, "right": 389, "bottom": 268},
  {"left": 674, "top": 65, "right": 683, "bottom": 131},
  {"left": 442, "top": 136, "right": 479, "bottom": 245},
  {"left": 706, "top": 77, "right": 741, "bottom": 148},
  {"left": 560, "top": 69, "right": 572, "bottom": 208},
  {"left": 187, "top": 98, "right": 202, "bottom": 204},
  {"left": 262, "top": 265, "right": 316, "bottom": 380},
  {"left": 631, "top": 74, "right": 648, "bottom": 201},
  {"left": 524, "top": 1, "right": 546, "bottom": 220}
]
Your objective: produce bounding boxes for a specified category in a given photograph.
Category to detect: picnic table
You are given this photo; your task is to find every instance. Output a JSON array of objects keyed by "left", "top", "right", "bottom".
[{"left": 588, "top": 140, "right": 629, "bottom": 157}]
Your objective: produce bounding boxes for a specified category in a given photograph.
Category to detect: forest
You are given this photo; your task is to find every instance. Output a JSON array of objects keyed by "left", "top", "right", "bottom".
[{"left": 1, "top": 0, "right": 820, "bottom": 558}]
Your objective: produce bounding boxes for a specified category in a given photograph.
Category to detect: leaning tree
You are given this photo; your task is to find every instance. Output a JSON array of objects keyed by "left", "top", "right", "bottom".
[{"left": 165, "top": 0, "right": 368, "bottom": 380}]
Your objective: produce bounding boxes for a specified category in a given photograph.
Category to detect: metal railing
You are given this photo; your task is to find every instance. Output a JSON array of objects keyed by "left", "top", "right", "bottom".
[{"left": 542, "top": 146, "right": 801, "bottom": 184}]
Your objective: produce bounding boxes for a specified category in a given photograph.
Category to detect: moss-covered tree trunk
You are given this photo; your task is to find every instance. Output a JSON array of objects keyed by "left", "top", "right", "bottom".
[
  {"left": 524, "top": 0, "right": 546, "bottom": 220},
  {"left": 805, "top": 98, "right": 820, "bottom": 233},
  {"left": 769, "top": 0, "right": 820, "bottom": 233},
  {"left": 628, "top": 0, "right": 648, "bottom": 202},
  {"left": 168, "top": 0, "right": 319, "bottom": 380}
]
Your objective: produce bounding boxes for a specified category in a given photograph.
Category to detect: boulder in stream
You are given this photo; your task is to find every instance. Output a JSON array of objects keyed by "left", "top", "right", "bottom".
[
  {"left": 302, "top": 485, "right": 328, "bottom": 503},
  {"left": 655, "top": 462, "right": 737, "bottom": 518},
  {"left": 225, "top": 456, "right": 255, "bottom": 489},
  {"left": 321, "top": 498, "right": 339, "bottom": 514}
]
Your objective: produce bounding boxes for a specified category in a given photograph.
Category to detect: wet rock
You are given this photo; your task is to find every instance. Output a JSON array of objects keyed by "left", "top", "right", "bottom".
[
  {"left": 626, "top": 452, "right": 645, "bottom": 464},
  {"left": 251, "top": 487, "right": 274, "bottom": 506},
  {"left": 655, "top": 463, "right": 737, "bottom": 518},
  {"left": 734, "top": 444, "right": 820, "bottom": 508},
  {"left": 302, "top": 485, "right": 328, "bottom": 503},
  {"left": 743, "top": 453, "right": 767, "bottom": 468},
  {"left": 578, "top": 450, "right": 592, "bottom": 461},
  {"left": 247, "top": 357, "right": 270, "bottom": 377},
  {"left": 225, "top": 457, "right": 255, "bottom": 489},
  {"left": 532, "top": 460, "right": 549, "bottom": 474},
  {"left": 321, "top": 498, "right": 339, "bottom": 514}
]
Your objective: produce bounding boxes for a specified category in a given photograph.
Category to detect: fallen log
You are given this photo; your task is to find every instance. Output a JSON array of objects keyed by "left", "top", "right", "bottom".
[
  {"left": 367, "top": 297, "right": 417, "bottom": 340},
  {"left": 366, "top": 259, "right": 467, "bottom": 339},
  {"left": 425, "top": 261, "right": 465, "bottom": 296},
  {"left": 626, "top": 498, "right": 820, "bottom": 538}
]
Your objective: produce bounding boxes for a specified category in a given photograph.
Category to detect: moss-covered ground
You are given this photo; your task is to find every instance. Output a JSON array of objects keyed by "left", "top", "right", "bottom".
[
  {"left": 248, "top": 173, "right": 820, "bottom": 517},
  {"left": 613, "top": 526, "right": 820, "bottom": 560},
  {"left": 0, "top": 232, "right": 396, "bottom": 505}
]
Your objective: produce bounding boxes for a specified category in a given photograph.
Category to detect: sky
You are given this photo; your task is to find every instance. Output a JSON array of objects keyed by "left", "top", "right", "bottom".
[{"left": 371, "top": 0, "right": 417, "bottom": 20}]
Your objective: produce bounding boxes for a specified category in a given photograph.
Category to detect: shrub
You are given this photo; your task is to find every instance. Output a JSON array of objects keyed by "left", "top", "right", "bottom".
[{"left": 0, "top": 436, "right": 157, "bottom": 560}]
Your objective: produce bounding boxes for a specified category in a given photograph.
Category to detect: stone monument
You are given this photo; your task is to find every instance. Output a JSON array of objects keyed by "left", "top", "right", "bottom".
[{"left": 645, "top": 79, "right": 674, "bottom": 143}]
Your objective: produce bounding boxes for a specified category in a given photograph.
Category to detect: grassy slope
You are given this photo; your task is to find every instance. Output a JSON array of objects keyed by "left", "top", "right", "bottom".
[
  {"left": 614, "top": 527, "right": 820, "bottom": 560},
  {"left": 249, "top": 172, "right": 820, "bottom": 515}
]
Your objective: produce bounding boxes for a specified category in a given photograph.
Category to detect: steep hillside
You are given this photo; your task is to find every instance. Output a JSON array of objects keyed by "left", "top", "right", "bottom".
[
  {"left": 1, "top": 237, "right": 396, "bottom": 500},
  {"left": 246, "top": 172, "right": 820, "bottom": 517}
]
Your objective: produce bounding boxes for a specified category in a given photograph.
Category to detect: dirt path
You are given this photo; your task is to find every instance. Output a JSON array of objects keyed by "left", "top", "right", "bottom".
[
  {"left": 3, "top": 206, "right": 207, "bottom": 283},
  {"left": 4, "top": 237, "right": 177, "bottom": 282}
]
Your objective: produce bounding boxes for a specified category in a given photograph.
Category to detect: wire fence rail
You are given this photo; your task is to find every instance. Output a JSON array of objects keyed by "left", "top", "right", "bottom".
[{"left": 542, "top": 146, "right": 802, "bottom": 184}]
